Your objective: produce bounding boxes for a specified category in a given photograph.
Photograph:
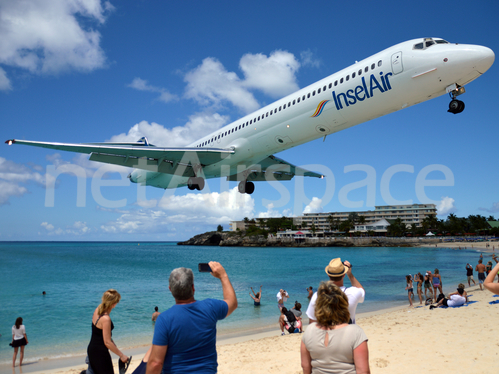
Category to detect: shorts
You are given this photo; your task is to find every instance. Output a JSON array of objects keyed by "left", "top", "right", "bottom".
[
  {"left": 407, "top": 288, "right": 413, "bottom": 293},
  {"left": 442, "top": 298, "right": 449, "bottom": 307},
  {"left": 467, "top": 275, "right": 474, "bottom": 281},
  {"left": 478, "top": 273, "right": 486, "bottom": 283},
  {"left": 424, "top": 283, "right": 431, "bottom": 289}
]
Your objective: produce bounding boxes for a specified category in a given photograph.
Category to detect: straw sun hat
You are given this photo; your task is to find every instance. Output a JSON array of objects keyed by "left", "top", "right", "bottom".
[{"left": 325, "top": 258, "right": 349, "bottom": 277}]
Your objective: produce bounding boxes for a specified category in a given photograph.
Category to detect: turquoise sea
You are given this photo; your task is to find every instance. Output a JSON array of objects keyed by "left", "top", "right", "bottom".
[{"left": 0, "top": 241, "right": 483, "bottom": 365}]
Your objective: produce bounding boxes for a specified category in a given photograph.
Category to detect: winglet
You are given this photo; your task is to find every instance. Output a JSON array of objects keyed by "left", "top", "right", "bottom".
[{"left": 5, "top": 139, "right": 15, "bottom": 145}]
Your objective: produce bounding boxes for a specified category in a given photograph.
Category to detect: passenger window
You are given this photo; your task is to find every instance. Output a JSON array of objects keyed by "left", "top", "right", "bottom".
[
  {"left": 378, "top": 60, "right": 382, "bottom": 67},
  {"left": 364, "top": 66, "right": 368, "bottom": 73},
  {"left": 302, "top": 95, "right": 306, "bottom": 100},
  {"left": 371, "top": 63, "right": 375, "bottom": 70},
  {"left": 358, "top": 69, "right": 362, "bottom": 75},
  {"left": 340, "top": 78, "right": 343, "bottom": 84},
  {"left": 312, "top": 91, "right": 315, "bottom": 96},
  {"left": 297, "top": 97, "right": 300, "bottom": 103},
  {"left": 250, "top": 120, "right": 252, "bottom": 124},
  {"left": 346, "top": 75, "right": 350, "bottom": 81},
  {"left": 328, "top": 83, "right": 332, "bottom": 89},
  {"left": 317, "top": 88, "right": 321, "bottom": 94},
  {"left": 293, "top": 99, "right": 296, "bottom": 104},
  {"left": 258, "top": 116, "right": 260, "bottom": 121},
  {"left": 323, "top": 85, "right": 326, "bottom": 91},
  {"left": 352, "top": 72, "right": 356, "bottom": 78},
  {"left": 266, "top": 112, "right": 268, "bottom": 117},
  {"left": 279, "top": 106, "right": 282, "bottom": 111},
  {"left": 239, "top": 125, "right": 241, "bottom": 129},
  {"left": 307, "top": 93, "right": 311, "bottom": 98},
  {"left": 334, "top": 81, "right": 338, "bottom": 86}
]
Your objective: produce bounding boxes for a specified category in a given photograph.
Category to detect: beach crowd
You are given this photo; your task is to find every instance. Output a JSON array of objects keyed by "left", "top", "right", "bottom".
[{"left": 10, "top": 246, "right": 499, "bottom": 374}]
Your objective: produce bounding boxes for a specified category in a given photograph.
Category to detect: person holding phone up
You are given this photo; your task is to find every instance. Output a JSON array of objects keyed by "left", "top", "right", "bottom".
[{"left": 146, "top": 262, "right": 237, "bottom": 374}]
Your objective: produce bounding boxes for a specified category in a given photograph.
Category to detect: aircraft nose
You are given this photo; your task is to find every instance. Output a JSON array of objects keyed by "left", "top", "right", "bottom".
[{"left": 475, "top": 46, "right": 495, "bottom": 74}]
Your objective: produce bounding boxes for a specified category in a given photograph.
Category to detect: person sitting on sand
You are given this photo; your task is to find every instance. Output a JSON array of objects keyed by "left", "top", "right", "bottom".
[
  {"left": 249, "top": 285, "right": 262, "bottom": 306},
  {"left": 279, "top": 307, "right": 300, "bottom": 335},
  {"left": 291, "top": 301, "right": 303, "bottom": 333},
  {"left": 430, "top": 284, "right": 467, "bottom": 309},
  {"left": 301, "top": 282, "right": 370, "bottom": 374},
  {"left": 405, "top": 275, "right": 414, "bottom": 307}
]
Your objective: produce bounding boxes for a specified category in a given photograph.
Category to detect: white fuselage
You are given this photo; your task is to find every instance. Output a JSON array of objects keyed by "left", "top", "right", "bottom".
[{"left": 131, "top": 38, "right": 494, "bottom": 189}]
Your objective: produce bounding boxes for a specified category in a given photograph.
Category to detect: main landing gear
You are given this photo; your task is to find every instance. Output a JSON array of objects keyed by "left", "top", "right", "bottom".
[
  {"left": 238, "top": 180, "right": 255, "bottom": 194},
  {"left": 187, "top": 177, "right": 205, "bottom": 191}
]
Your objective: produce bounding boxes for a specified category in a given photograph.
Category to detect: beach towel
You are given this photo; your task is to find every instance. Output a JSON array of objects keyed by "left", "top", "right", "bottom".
[{"left": 489, "top": 300, "right": 499, "bottom": 305}]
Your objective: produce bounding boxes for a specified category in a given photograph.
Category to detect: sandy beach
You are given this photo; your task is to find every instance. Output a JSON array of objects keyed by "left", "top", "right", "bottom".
[{"left": 5, "top": 241, "right": 498, "bottom": 374}]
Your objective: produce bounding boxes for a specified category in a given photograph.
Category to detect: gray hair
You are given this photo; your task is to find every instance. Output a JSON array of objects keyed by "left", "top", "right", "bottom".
[{"left": 169, "top": 267, "right": 194, "bottom": 300}]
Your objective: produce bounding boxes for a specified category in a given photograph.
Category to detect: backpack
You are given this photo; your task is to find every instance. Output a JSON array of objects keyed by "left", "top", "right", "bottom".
[{"left": 284, "top": 310, "right": 297, "bottom": 333}]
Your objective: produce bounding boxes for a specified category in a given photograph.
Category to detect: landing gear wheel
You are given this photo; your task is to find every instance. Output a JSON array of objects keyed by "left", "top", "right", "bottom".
[
  {"left": 448, "top": 99, "right": 465, "bottom": 114},
  {"left": 245, "top": 181, "right": 255, "bottom": 195},
  {"left": 188, "top": 177, "right": 205, "bottom": 191},
  {"left": 195, "top": 177, "right": 205, "bottom": 191},
  {"left": 238, "top": 181, "right": 255, "bottom": 194}
]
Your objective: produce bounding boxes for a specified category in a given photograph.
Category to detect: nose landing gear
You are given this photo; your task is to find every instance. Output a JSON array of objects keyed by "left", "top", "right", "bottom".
[
  {"left": 448, "top": 99, "right": 465, "bottom": 114},
  {"left": 447, "top": 84, "right": 466, "bottom": 114}
]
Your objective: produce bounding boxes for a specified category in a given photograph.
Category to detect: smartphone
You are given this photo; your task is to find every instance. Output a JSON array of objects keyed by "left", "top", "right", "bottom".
[{"left": 198, "top": 263, "right": 212, "bottom": 272}]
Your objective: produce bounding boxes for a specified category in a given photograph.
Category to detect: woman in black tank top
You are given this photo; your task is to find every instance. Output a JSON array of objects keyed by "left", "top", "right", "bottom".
[{"left": 87, "top": 289, "right": 129, "bottom": 374}]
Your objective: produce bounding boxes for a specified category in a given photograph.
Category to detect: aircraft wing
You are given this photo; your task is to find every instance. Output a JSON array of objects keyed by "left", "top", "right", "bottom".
[
  {"left": 227, "top": 154, "right": 324, "bottom": 182},
  {"left": 5, "top": 139, "right": 235, "bottom": 175}
]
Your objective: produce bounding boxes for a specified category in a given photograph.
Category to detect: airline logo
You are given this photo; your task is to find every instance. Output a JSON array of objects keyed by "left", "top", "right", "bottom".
[
  {"left": 311, "top": 100, "right": 330, "bottom": 117},
  {"left": 332, "top": 72, "right": 393, "bottom": 110}
]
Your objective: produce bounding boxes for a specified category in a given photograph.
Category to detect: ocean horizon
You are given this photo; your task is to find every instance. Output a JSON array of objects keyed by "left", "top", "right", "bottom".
[{"left": 0, "top": 241, "right": 484, "bottom": 365}]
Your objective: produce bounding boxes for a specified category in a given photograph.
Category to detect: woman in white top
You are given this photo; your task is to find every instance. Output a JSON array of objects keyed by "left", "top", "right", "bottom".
[
  {"left": 12, "top": 317, "right": 28, "bottom": 367},
  {"left": 301, "top": 281, "right": 370, "bottom": 374}
]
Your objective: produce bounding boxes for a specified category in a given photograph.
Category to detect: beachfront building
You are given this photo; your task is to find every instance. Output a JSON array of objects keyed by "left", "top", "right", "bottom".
[
  {"left": 295, "top": 204, "right": 437, "bottom": 232},
  {"left": 229, "top": 204, "right": 437, "bottom": 235},
  {"left": 353, "top": 219, "right": 391, "bottom": 234}
]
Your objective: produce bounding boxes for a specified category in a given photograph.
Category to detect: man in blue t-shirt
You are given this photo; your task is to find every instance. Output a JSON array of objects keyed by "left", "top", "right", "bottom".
[{"left": 146, "top": 262, "right": 238, "bottom": 374}]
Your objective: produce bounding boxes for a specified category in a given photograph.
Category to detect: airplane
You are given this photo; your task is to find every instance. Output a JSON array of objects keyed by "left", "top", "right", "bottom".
[{"left": 6, "top": 37, "right": 495, "bottom": 195}]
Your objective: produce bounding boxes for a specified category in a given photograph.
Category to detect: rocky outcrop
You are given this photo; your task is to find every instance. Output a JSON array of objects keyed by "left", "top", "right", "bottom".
[{"left": 177, "top": 232, "right": 440, "bottom": 247}]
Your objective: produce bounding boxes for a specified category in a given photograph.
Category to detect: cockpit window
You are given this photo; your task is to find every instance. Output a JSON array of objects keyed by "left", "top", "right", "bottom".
[{"left": 413, "top": 38, "right": 444, "bottom": 50}]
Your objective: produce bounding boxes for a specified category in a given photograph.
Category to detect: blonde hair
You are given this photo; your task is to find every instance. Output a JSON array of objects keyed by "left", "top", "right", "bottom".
[
  {"left": 98, "top": 289, "right": 121, "bottom": 315},
  {"left": 315, "top": 281, "right": 350, "bottom": 327}
]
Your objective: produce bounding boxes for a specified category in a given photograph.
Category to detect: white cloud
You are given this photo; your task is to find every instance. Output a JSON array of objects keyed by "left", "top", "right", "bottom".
[
  {"left": 478, "top": 202, "right": 499, "bottom": 214},
  {"left": 184, "top": 57, "right": 260, "bottom": 113},
  {"left": 0, "top": 157, "right": 46, "bottom": 205},
  {"left": 40, "top": 220, "right": 90, "bottom": 236},
  {"left": 303, "top": 197, "right": 323, "bottom": 214},
  {"left": 258, "top": 203, "right": 293, "bottom": 218},
  {"left": 437, "top": 196, "right": 456, "bottom": 216},
  {"left": 300, "top": 50, "right": 321, "bottom": 68},
  {"left": 108, "top": 113, "right": 228, "bottom": 147},
  {"left": 100, "top": 187, "right": 254, "bottom": 235},
  {"left": 127, "top": 78, "right": 178, "bottom": 103},
  {"left": 0, "top": 0, "right": 112, "bottom": 84},
  {"left": 240, "top": 50, "right": 300, "bottom": 97},
  {"left": 0, "top": 67, "right": 11, "bottom": 90},
  {"left": 41, "top": 222, "right": 54, "bottom": 231}
]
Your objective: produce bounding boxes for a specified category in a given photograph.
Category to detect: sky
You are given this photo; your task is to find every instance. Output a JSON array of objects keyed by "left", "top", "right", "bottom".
[{"left": 1, "top": 0, "right": 498, "bottom": 241}]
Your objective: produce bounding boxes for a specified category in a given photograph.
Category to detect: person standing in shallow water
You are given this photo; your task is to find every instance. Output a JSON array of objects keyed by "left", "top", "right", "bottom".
[
  {"left": 12, "top": 317, "right": 28, "bottom": 367},
  {"left": 249, "top": 285, "right": 262, "bottom": 306},
  {"left": 152, "top": 306, "right": 160, "bottom": 322}
]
